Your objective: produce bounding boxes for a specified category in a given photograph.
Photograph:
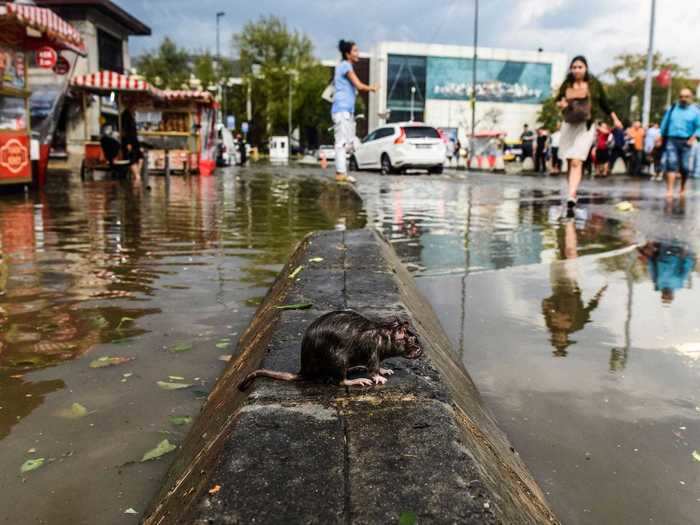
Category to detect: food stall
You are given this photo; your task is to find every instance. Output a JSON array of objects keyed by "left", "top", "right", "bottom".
[
  {"left": 138, "top": 89, "right": 217, "bottom": 176},
  {"left": 0, "top": 2, "right": 86, "bottom": 186}
]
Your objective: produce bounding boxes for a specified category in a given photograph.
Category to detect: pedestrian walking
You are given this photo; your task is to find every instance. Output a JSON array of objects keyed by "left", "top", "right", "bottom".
[
  {"left": 609, "top": 124, "right": 627, "bottom": 174},
  {"left": 594, "top": 121, "right": 611, "bottom": 177},
  {"left": 332, "top": 39, "right": 377, "bottom": 182},
  {"left": 535, "top": 127, "right": 549, "bottom": 173},
  {"left": 626, "top": 121, "right": 645, "bottom": 176},
  {"left": 644, "top": 123, "right": 662, "bottom": 179},
  {"left": 120, "top": 101, "right": 143, "bottom": 181},
  {"left": 550, "top": 122, "right": 562, "bottom": 174},
  {"left": 556, "top": 56, "right": 623, "bottom": 216},
  {"left": 520, "top": 124, "right": 536, "bottom": 161},
  {"left": 658, "top": 88, "right": 700, "bottom": 198}
]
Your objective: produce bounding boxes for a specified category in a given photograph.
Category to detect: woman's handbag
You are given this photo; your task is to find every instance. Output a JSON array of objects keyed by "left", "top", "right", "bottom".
[{"left": 563, "top": 86, "right": 591, "bottom": 124}]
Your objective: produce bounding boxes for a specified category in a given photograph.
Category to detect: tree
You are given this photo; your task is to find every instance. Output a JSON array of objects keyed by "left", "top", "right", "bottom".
[
  {"left": 233, "top": 15, "right": 319, "bottom": 147},
  {"left": 135, "top": 38, "right": 191, "bottom": 89},
  {"left": 601, "top": 52, "right": 694, "bottom": 124},
  {"left": 536, "top": 95, "right": 560, "bottom": 131}
]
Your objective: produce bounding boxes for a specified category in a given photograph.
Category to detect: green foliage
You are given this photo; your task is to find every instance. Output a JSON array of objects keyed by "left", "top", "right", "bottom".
[
  {"left": 536, "top": 95, "right": 560, "bottom": 131},
  {"left": 135, "top": 37, "right": 190, "bottom": 89}
]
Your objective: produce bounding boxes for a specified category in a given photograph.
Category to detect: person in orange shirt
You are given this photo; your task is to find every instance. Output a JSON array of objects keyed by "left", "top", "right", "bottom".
[{"left": 626, "top": 120, "right": 645, "bottom": 176}]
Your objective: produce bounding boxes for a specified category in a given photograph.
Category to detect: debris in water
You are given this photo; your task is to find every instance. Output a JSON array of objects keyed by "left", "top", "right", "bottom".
[
  {"left": 615, "top": 201, "right": 635, "bottom": 212},
  {"left": 308, "top": 257, "right": 324, "bottom": 263},
  {"left": 115, "top": 317, "right": 135, "bottom": 331},
  {"left": 399, "top": 512, "right": 417, "bottom": 525},
  {"left": 20, "top": 458, "right": 45, "bottom": 473},
  {"left": 218, "top": 355, "right": 232, "bottom": 362},
  {"left": 208, "top": 484, "right": 221, "bottom": 495},
  {"left": 169, "top": 416, "right": 193, "bottom": 426},
  {"left": 275, "top": 303, "right": 312, "bottom": 311},
  {"left": 89, "top": 356, "right": 134, "bottom": 368},
  {"left": 169, "top": 342, "right": 193, "bottom": 353},
  {"left": 140, "top": 439, "right": 177, "bottom": 462},
  {"left": 124, "top": 508, "right": 138, "bottom": 515},
  {"left": 57, "top": 403, "right": 88, "bottom": 419},
  {"left": 156, "top": 381, "right": 192, "bottom": 390},
  {"left": 168, "top": 376, "right": 185, "bottom": 381},
  {"left": 288, "top": 265, "right": 303, "bottom": 279},
  {"left": 692, "top": 450, "right": 700, "bottom": 462}
]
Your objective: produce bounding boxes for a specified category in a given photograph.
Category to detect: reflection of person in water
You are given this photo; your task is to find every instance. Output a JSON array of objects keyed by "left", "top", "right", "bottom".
[
  {"left": 542, "top": 221, "right": 608, "bottom": 356},
  {"left": 637, "top": 241, "right": 695, "bottom": 304}
]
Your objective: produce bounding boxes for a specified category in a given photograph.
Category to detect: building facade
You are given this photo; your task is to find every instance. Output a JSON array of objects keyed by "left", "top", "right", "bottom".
[{"left": 368, "top": 42, "right": 567, "bottom": 141}]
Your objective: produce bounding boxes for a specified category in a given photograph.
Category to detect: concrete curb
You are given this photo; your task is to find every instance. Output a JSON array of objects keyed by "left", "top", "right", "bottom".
[{"left": 143, "top": 229, "right": 559, "bottom": 524}]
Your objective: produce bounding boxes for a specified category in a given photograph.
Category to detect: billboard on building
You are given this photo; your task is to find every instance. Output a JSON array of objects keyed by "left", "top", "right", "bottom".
[{"left": 426, "top": 56, "right": 551, "bottom": 104}]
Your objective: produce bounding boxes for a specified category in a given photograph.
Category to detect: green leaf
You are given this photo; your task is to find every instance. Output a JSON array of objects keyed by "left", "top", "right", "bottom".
[
  {"left": 20, "top": 458, "right": 45, "bottom": 473},
  {"left": 156, "top": 381, "right": 192, "bottom": 390},
  {"left": 308, "top": 257, "right": 324, "bottom": 263},
  {"left": 216, "top": 342, "right": 229, "bottom": 349},
  {"left": 274, "top": 303, "right": 312, "bottom": 311},
  {"left": 288, "top": 265, "right": 303, "bottom": 279},
  {"left": 168, "top": 375, "right": 185, "bottom": 381},
  {"left": 692, "top": 450, "right": 700, "bottom": 462},
  {"left": 57, "top": 403, "right": 88, "bottom": 419},
  {"left": 169, "top": 416, "right": 193, "bottom": 426},
  {"left": 169, "top": 342, "right": 193, "bottom": 353},
  {"left": 399, "top": 512, "right": 417, "bottom": 525},
  {"left": 89, "top": 356, "right": 134, "bottom": 368},
  {"left": 140, "top": 439, "right": 177, "bottom": 462}
]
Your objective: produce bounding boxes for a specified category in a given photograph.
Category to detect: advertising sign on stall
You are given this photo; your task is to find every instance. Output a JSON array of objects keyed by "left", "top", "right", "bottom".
[
  {"left": 0, "top": 131, "right": 30, "bottom": 180},
  {"left": 35, "top": 46, "right": 57, "bottom": 69}
]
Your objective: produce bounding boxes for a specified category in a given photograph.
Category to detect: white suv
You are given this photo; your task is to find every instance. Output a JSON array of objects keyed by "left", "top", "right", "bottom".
[{"left": 349, "top": 122, "right": 446, "bottom": 175}]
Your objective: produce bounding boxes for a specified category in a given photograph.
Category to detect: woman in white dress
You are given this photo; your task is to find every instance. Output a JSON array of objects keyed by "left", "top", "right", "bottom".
[{"left": 556, "top": 56, "right": 622, "bottom": 216}]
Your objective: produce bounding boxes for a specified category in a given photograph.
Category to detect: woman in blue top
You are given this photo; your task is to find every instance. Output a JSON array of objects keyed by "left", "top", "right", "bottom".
[{"left": 332, "top": 40, "right": 376, "bottom": 181}]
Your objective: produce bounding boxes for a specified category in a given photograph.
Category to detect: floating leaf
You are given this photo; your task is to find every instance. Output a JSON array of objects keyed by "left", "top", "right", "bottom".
[
  {"left": 169, "top": 416, "right": 193, "bottom": 426},
  {"left": 615, "top": 201, "right": 635, "bottom": 212},
  {"left": 309, "top": 257, "right": 324, "bottom": 263},
  {"left": 123, "top": 373, "right": 133, "bottom": 378},
  {"left": 218, "top": 355, "right": 232, "bottom": 362},
  {"left": 216, "top": 342, "right": 229, "bottom": 349},
  {"left": 124, "top": 508, "right": 138, "bottom": 515},
  {"left": 288, "top": 265, "right": 303, "bottom": 279},
  {"left": 693, "top": 450, "right": 700, "bottom": 462},
  {"left": 116, "top": 317, "right": 135, "bottom": 331},
  {"left": 169, "top": 342, "right": 193, "bottom": 353},
  {"left": 275, "top": 303, "right": 312, "bottom": 311},
  {"left": 27, "top": 448, "right": 36, "bottom": 454},
  {"left": 141, "top": 439, "right": 177, "bottom": 462},
  {"left": 168, "top": 376, "right": 185, "bottom": 381},
  {"left": 399, "top": 512, "right": 417, "bottom": 525},
  {"left": 89, "top": 356, "right": 134, "bottom": 368},
  {"left": 57, "top": 403, "right": 88, "bottom": 419},
  {"left": 20, "top": 458, "right": 45, "bottom": 473},
  {"left": 156, "top": 381, "right": 192, "bottom": 390}
]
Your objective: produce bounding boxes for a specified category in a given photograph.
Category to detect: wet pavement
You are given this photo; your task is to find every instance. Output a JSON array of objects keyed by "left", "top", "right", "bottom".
[
  {"left": 354, "top": 170, "right": 700, "bottom": 525},
  {"left": 0, "top": 166, "right": 363, "bottom": 523}
]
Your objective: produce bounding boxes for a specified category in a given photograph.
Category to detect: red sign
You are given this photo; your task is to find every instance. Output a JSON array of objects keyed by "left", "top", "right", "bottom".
[
  {"left": 0, "top": 133, "right": 31, "bottom": 181},
  {"left": 36, "top": 46, "right": 57, "bottom": 69},
  {"left": 656, "top": 68, "right": 672, "bottom": 88},
  {"left": 53, "top": 55, "right": 70, "bottom": 75}
]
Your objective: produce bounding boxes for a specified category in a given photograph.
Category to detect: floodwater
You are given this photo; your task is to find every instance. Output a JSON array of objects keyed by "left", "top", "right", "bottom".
[
  {"left": 0, "top": 166, "right": 364, "bottom": 524},
  {"left": 356, "top": 171, "right": 700, "bottom": 525}
]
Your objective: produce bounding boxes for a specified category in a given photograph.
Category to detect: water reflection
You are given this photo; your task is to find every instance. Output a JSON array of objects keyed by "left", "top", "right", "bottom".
[
  {"left": 637, "top": 240, "right": 695, "bottom": 304},
  {"left": 542, "top": 221, "right": 608, "bottom": 356}
]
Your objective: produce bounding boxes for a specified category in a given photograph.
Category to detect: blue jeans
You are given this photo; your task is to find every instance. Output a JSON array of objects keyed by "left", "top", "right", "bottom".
[{"left": 661, "top": 138, "right": 691, "bottom": 175}]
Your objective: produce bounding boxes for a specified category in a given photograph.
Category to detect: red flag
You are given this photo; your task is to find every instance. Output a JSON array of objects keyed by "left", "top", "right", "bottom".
[{"left": 656, "top": 68, "right": 672, "bottom": 88}]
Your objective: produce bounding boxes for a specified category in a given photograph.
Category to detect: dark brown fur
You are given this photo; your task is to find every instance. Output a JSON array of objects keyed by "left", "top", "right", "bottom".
[{"left": 239, "top": 310, "right": 422, "bottom": 390}]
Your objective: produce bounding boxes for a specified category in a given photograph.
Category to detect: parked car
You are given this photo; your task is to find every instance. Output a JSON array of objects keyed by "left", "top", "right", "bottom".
[
  {"left": 349, "top": 122, "right": 445, "bottom": 174},
  {"left": 316, "top": 144, "right": 336, "bottom": 162}
]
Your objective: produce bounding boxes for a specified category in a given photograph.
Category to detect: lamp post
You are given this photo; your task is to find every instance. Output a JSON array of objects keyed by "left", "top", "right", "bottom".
[
  {"left": 470, "top": 0, "right": 479, "bottom": 144},
  {"left": 410, "top": 86, "right": 416, "bottom": 122},
  {"left": 642, "top": 0, "right": 656, "bottom": 128}
]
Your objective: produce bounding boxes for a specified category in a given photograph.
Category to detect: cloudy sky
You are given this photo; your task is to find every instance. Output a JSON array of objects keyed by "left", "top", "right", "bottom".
[{"left": 118, "top": 0, "right": 699, "bottom": 77}]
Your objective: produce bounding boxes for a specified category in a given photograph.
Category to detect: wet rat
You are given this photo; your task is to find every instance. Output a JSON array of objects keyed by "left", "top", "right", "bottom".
[{"left": 239, "top": 310, "right": 422, "bottom": 390}]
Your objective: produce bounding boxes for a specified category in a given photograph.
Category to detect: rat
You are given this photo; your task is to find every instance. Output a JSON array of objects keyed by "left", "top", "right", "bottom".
[{"left": 238, "top": 310, "right": 422, "bottom": 390}]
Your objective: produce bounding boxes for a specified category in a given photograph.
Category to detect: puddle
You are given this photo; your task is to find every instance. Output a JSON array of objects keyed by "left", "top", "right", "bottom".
[{"left": 0, "top": 167, "right": 364, "bottom": 523}]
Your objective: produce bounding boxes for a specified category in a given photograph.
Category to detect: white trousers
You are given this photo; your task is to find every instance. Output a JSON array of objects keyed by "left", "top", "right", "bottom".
[{"left": 332, "top": 111, "right": 355, "bottom": 174}]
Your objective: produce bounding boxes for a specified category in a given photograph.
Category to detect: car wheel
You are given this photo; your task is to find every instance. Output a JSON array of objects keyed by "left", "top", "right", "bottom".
[
  {"left": 380, "top": 154, "right": 393, "bottom": 175},
  {"left": 429, "top": 165, "right": 444, "bottom": 175},
  {"left": 348, "top": 155, "right": 359, "bottom": 172}
]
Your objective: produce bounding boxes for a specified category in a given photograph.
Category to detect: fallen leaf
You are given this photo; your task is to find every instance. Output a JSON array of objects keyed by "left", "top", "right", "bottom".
[
  {"left": 215, "top": 342, "right": 229, "bottom": 349},
  {"left": 692, "top": 450, "right": 700, "bottom": 462},
  {"left": 169, "top": 342, "right": 193, "bottom": 353},
  {"left": 89, "top": 356, "right": 134, "bottom": 369},
  {"left": 399, "top": 511, "right": 417, "bottom": 525},
  {"left": 141, "top": 439, "right": 177, "bottom": 462},
  {"left": 288, "top": 265, "right": 303, "bottom": 279},
  {"left": 156, "top": 381, "right": 192, "bottom": 390},
  {"left": 123, "top": 373, "right": 133, "bottom": 378},
  {"left": 20, "top": 458, "right": 45, "bottom": 473},
  {"left": 218, "top": 355, "right": 232, "bottom": 362},
  {"left": 57, "top": 403, "right": 88, "bottom": 419},
  {"left": 169, "top": 416, "right": 193, "bottom": 426},
  {"left": 124, "top": 508, "right": 138, "bottom": 515},
  {"left": 308, "top": 257, "right": 324, "bottom": 263},
  {"left": 208, "top": 484, "right": 221, "bottom": 495},
  {"left": 615, "top": 201, "right": 635, "bottom": 212},
  {"left": 275, "top": 303, "right": 312, "bottom": 311},
  {"left": 168, "top": 376, "right": 185, "bottom": 381},
  {"left": 27, "top": 448, "right": 36, "bottom": 454}
]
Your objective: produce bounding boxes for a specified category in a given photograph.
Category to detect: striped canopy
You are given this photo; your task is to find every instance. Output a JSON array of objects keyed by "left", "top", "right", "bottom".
[
  {"left": 0, "top": 3, "right": 86, "bottom": 55},
  {"left": 157, "top": 89, "right": 215, "bottom": 106},
  {"left": 71, "top": 71, "right": 153, "bottom": 93}
]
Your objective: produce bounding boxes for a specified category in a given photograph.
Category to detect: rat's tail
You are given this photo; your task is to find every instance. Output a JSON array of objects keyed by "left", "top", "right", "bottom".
[{"left": 238, "top": 369, "right": 301, "bottom": 391}]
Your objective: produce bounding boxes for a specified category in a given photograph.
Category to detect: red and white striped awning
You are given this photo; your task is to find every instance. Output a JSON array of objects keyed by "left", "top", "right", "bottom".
[
  {"left": 71, "top": 71, "right": 153, "bottom": 93},
  {"left": 158, "top": 89, "right": 215, "bottom": 105},
  {"left": 0, "top": 3, "right": 86, "bottom": 55}
]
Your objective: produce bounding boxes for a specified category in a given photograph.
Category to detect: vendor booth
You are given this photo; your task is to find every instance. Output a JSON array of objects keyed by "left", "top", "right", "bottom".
[{"left": 0, "top": 2, "right": 86, "bottom": 186}]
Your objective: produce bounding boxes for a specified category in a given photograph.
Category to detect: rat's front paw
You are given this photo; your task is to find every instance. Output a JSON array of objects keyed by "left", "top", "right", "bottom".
[
  {"left": 379, "top": 367, "right": 394, "bottom": 376},
  {"left": 372, "top": 374, "right": 388, "bottom": 385}
]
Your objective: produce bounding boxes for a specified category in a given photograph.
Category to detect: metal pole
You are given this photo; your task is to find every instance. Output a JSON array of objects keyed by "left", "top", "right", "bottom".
[
  {"left": 410, "top": 86, "right": 416, "bottom": 122},
  {"left": 642, "top": 0, "right": 656, "bottom": 127},
  {"left": 288, "top": 73, "right": 292, "bottom": 144},
  {"left": 470, "top": 0, "right": 479, "bottom": 157},
  {"left": 246, "top": 81, "right": 252, "bottom": 122}
]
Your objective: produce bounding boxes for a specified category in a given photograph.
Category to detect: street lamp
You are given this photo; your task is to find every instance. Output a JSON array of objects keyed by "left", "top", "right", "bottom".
[
  {"left": 215, "top": 11, "right": 225, "bottom": 65},
  {"left": 470, "top": 0, "right": 479, "bottom": 144},
  {"left": 642, "top": 0, "right": 656, "bottom": 127},
  {"left": 410, "top": 86, "right": 416, "bottom": 122}
]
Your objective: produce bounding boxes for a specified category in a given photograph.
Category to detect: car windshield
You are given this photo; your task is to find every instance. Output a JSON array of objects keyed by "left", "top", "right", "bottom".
[{"left": 402, "top": 126, "right": 440, "bottom": 139}]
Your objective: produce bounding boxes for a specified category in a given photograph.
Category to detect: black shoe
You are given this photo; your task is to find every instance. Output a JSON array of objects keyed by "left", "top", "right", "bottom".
[{"left": 566, "top": 199, "right": 576, "bottom": 218}]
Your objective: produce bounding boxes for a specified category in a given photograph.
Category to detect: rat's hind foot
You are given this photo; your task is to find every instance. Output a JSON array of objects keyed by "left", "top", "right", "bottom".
[
  {"left": 342, "top": 377, "right": 373, "bottom": 387},
  {"left": 372, "top": 374, "right": 388, "bottom": 385},
  {"left": 379, "top": 367, "right": 394, "bottom": 376}
]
